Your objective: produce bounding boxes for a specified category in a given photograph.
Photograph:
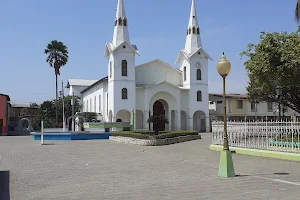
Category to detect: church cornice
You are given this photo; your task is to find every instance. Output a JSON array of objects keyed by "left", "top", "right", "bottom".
[
  {"left": 175, "top": 48, "right": 213, "bottom": 64},
  {"left": 104, "top": 41, "right": 140, "bottom": 58}
]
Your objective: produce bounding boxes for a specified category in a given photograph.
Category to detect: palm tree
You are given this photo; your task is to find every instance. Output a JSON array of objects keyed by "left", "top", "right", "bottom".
[
  {"left": 44, "top": 40, "right": 68, "bottom": 125},
  {"left": 295, "top": 0, "right": 300, "bottom": 23}
]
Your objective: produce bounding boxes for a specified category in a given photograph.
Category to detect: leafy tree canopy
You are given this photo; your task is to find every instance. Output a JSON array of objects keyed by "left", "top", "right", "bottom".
[
  {"left": 33, "top": 96, "right": 81, "bottom": 129},
  {"left": 147, "top": 115, "right": 169, "bottom": 125},
  {"left": 44, "top": 40, "right": 69, "bottom": 75},
  {"left": 240, "top": 27, "right": 300, "bottom": 113}
]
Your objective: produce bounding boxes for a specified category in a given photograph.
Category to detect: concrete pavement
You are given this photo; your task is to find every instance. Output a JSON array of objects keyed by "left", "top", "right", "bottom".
[{"left": 0, "top": 133, "right": 300, "bottom": 200}]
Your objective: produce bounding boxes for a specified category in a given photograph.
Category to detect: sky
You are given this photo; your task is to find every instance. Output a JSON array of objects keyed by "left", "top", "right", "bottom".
[{"left": 0, "top": 0, "right": 298, "bottom": 104}]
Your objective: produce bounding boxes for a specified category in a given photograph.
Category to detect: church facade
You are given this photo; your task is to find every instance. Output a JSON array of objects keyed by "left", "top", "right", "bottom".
[{"left": 69, "top": 0, "right": 213, "bottom": 132}]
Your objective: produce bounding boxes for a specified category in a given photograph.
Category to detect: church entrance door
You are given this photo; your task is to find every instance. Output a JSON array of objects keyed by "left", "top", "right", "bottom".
[{"left": 153, "top": 100, "right": 165, "bottom": 131}]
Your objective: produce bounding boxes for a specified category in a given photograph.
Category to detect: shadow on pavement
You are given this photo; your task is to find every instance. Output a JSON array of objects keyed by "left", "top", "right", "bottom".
[{"left": 0, "top": 171, "right": 10, "bottom": 200}]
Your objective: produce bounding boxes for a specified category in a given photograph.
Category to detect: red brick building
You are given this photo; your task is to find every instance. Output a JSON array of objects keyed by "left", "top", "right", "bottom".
[{"left": 0, "top": 94, "right": 10, "bottom": 135}]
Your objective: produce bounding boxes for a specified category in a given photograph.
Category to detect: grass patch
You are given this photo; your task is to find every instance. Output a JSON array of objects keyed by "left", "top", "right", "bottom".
[{"left": 112, "top": 130, "right": 199, "bottom": 140}]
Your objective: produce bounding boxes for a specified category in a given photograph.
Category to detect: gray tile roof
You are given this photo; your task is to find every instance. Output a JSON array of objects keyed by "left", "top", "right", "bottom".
[{"left": 67, "top": 79, "right": 98, "bottom": 88}]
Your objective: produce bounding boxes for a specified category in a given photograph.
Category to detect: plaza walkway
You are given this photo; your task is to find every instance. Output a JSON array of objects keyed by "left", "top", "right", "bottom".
[{"left": 0, "top": 133, "right": 300, "bottom": 200}]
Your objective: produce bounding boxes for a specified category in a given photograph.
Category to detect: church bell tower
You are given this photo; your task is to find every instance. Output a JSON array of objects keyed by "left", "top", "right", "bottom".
[
  {"left": 175, "top": 0, "right": 213, "bottom": 132},
  {"left": 104, "top": 0, "right": 140, "bottom": 122}
]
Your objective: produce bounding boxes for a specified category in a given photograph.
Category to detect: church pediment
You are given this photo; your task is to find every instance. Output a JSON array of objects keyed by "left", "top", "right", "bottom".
[
  {"left": 175, "top": 48, "right": 213, "bottom": 65},
  {"left": 104, "top": 41, "right": 140, "bottom": 58},
  {"left": 135, "top": 59, "right": 182, "bottom": 87}
]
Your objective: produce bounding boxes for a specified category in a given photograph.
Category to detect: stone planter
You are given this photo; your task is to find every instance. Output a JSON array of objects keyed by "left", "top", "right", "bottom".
[{"left": 109, "top": 135, "right": 201, "bottom": 146}]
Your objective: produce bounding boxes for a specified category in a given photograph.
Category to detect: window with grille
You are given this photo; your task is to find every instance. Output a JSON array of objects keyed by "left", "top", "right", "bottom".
[
  {"left": 236, "top": 100, "right": 243, "bottom": 109},
  {"left": 251, "top": 102, "right": 256, "bottom": 112},
  {"left": 197, "top": 91, "right": 202, "bottom": 102},
  {"left": 122, "top": 60, "right": 127, "bottom": 76},
  {"left": 122, "top": 88, "right": 128, "bottom": 99},
  {"left": 267, "top": 102, "right": 273, "bottom": 112},
  {"left": 196, "top": 69, "right": 201, "bottom": 80}
]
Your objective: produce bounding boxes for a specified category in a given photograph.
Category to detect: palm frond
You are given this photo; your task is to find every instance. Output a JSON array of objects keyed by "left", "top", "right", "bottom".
[{"left": 44, "top": 40, "right": 69, "bottom": 74}]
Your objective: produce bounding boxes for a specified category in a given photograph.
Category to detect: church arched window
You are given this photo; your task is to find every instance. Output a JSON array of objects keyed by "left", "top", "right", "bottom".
[
  {"left": 110, "top": 61, "right": 112, "bottom": 78},
  {"left": 118, "top": 17, "right": 123, "bottom": 25},
  {"left": 197, "top": 91, "right": 202, "bottom": 102},
  {"left": 197, "top": 27, "right": 200, "bottom": 34},
  {"left": 123, "top": 18, "right": 127, "bottom": 26},
  {"left": 114, "top": 20, "right": 117, "bottom": 26},
  {"left": 192, "top": 27, "right": 196, "bottom": 34},
  {"left": 196, "top": 69, "right": 201, "bottom": 80},
  {"left": 184, "top": 67, "right": 187, "bottom": 81},
  {"left": 122, "top": 60, "right": 127, "bottom": 76},
  {"left": 188, "top": 28, "right": 191, "bottom": 34},
  {"left": 122, "top": 88, "right": 128, "bottom": 99}
]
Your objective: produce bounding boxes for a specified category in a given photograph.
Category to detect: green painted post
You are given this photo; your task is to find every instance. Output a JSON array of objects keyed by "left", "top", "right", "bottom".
[{"left": 130, "top": 109, "right": 135, "bottom": 131}]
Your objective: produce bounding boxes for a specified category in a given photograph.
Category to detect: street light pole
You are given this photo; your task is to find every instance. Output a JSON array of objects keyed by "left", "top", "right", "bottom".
[
  {"left": 222, "top": 76, "right": 229, "bottom": 150},
  {"left": 276, "top": 85, "right": 282, "bottom": 122},
  {"left": 216, "top": 52, "right": 235, "bottom": 178},
  {"left": 61, "top": 81, "right": 65, "bottom": 132},
  {"left": 71, "top": 92, "right": 75, "bottom": 132}
]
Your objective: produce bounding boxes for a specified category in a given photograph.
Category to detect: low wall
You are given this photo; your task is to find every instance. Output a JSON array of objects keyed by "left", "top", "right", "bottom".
[
  {"left": 109, "top": 135, "right": 201, "bottom": 146},
  {"left": 44, "top": 128, "right": 64, "bottom": 132},
  {"left": 31, "top": 132, "right": 112, "bottom": 140},
  {"left": 209, "top": 145, "right": 300, "bottom": 162}
]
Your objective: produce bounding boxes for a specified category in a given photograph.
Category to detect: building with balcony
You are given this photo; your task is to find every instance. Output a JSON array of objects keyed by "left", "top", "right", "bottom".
[{"left": 209, "top": 93, "right": 299, "bottom": 121}]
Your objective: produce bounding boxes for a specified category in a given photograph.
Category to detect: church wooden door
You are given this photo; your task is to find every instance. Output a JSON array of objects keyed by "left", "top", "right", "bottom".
[{"left": 153, "top": 101, "right": 165, "bottom": 131}]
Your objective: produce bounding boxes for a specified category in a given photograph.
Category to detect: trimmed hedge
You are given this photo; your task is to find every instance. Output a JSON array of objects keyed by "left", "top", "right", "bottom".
[{"left": 112, "top": 130, "right": 199, "bottom": 140}]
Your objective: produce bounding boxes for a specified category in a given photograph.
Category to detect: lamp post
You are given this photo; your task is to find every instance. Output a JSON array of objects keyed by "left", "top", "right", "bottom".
[
  {"left": 216, "top": 52, "right": 235, "bottom": 178},
  {"left": 275, "top": 85, "right": 282, "bottom": 121}
]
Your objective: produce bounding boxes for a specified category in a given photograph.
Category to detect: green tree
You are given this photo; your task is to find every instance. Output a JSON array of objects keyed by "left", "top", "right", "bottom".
[
  {"left": 240, "top": 28, "right": 300, "bottom": 113},
  {"left": 147, "top": 115, "right": 169, "bottom": 135},
  {"left": 44, "top": 40, "right": 69, "bottom": 124},
  {"left": 33, "top": 96, "right": 81, "bottom": 129}
]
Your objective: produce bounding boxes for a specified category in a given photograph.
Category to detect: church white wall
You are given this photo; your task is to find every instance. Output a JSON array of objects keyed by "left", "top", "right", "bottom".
[
  {"left": 82, "top": 80, "right": 107, "bottom": 119},
  {"left": 145, "top": 82, "right": 181, "bottom": 130},
  {"left": 181, "top": 59, "right": 190, "bottom": 87},
  {"left": 68, "top": 85, "right": 89, "bottom": 97},
  {"left": 190, "top": 56, "right": 208, "bottom": 85},
  {"left": 136, "top": 61, "right": 182, "bottom": 86},
  {"left": 107, "top": 45, "right": 136, "bottom": 122},
  {"left": 180, "top": 90, "right": 189, "bottom": 113},
  {"left": 136, "top": 88, "right": 145, "bottom": 111}
]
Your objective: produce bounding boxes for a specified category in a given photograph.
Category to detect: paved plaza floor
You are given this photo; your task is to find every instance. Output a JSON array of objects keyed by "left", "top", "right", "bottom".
[{"left": 1, "top": 133, "right": 300, "bottom": 200}]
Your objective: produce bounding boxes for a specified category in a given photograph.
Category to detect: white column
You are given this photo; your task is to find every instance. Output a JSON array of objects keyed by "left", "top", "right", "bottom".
[
  {"left": 176, "top": 110, "right": 181, "bottom": 131},
  {"left": 168, "top": 110, "right": 172, "bottom": 131},
  {"left": 188, "top": 113, "right": 193, "bottom": 131},
  {"left": 144, "top": 110, "right": 149, "bottom": 130},
  {"left": 205, "top": 116, "right": 210, "bottom": 132}
]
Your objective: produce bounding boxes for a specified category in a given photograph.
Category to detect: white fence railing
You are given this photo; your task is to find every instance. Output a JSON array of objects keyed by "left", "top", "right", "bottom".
[{"left": 212, "top": 120, "right": 300, "bottom": 153}]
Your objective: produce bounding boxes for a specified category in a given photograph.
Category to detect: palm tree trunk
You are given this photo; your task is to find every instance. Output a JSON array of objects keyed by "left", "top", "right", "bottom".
[{"left": 55, "top": 73, "right": 58, "bottom": 126}]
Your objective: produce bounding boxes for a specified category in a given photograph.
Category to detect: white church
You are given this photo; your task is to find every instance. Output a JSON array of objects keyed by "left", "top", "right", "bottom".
[{"left": 67, "top": 0, "right": 212, "bottom": 132}]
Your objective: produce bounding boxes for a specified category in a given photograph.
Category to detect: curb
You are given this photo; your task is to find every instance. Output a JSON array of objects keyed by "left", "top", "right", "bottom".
[{"left": 209, "top": 145, "right": 300, "bottom": 162}]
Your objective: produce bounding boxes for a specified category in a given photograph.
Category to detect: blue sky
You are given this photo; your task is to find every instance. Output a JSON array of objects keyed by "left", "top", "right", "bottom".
[{"left": 0, "top": 0, "right": 298, "bottom": 104}]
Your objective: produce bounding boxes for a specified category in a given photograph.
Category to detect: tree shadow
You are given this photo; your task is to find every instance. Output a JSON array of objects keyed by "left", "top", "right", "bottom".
[{"left": 0, "top": 171, "right": 10, "bottom": 200}]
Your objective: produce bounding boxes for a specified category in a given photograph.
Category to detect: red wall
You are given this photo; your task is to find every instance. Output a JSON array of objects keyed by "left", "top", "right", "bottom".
[{"left": 0, "top": 96, "right": 6, "bottom": 134}]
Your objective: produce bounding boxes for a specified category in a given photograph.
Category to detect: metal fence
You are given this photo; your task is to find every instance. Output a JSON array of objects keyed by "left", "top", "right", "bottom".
[{"left": 212, "top": 120, "right": 300, "bottom": 153}]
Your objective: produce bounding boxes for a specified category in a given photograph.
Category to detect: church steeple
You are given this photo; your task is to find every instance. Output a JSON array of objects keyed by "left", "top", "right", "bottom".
[
  {"left": 112, "top": 0, "right": 130, "bottom": 47},
  {"left": 185, "top": 0, "right": 202, "bottom": 54}
]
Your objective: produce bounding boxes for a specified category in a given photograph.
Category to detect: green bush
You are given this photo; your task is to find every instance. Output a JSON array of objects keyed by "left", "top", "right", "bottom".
[
  {"left": 112, "top": 132, "right": 150, "bottom": 139},
  {"left": 112, "top": 130, "right": 198, "bottom": 140},
  {"left": 154, "top": 131, "right": 198, "bottom": 139}
]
